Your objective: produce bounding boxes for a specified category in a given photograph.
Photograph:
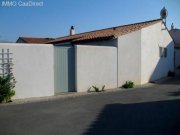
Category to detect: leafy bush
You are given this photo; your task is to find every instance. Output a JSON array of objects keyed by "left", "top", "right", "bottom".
[
  {"left": 122, "top": 81, "right": 134, "bottom": 89},
  {"left": 0, "top": 64, "right": 16, "bottom": 103}
]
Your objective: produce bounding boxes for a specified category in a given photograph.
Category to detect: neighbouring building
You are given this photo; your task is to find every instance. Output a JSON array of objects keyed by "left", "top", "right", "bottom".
[
  {"left": 169, "top": 26, "right": 180, "bottom": 68},
  {"left": 0, "top": 19, "right": 175, "bottom": 99},
  {"left": 16, "top": 37, "right": 54, "bottom": 43}
]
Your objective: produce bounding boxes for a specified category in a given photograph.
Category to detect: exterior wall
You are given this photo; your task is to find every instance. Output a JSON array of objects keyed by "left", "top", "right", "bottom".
[
  {"left": 78, "top": 39, "right": 117, "bottom": 47},
  {"left": 141, "top": 22, "right": 174, "bottom": 83},
  {"left": 75, "top": 45, "right": 117, "bottom": 92},
  {"left": 175, "top": 49, "right": 180, "bottom": 68},
  {"left": 117, "top": 30, "right": 141, "bottom": 86},
  {"left": 0, "top": 43, "right": 54, "bottom": 99}
]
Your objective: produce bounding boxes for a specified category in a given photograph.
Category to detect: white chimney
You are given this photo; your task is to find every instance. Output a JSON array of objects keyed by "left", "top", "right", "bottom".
[{"left": 70, "top": 26, "right": 75, "bottom": 35}]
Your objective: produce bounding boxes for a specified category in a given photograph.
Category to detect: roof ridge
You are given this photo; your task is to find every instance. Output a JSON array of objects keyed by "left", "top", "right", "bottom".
[
  {"left": 47, "top": 18, "right": 162, "bottom": 44},
  {"left": 54, "top": 18, "right": 162, "bottom": 40},
  {"left": 20, "top": 37, "right": 54, "bottom": 39}
]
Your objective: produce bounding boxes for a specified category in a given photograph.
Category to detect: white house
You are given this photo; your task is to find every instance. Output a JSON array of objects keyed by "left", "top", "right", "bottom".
[
  {"left": 0, "top": 19, "right": 175, "bottom": 99},
  {"left": 48, "top": 19, "right": 174, "bottom": 92}
]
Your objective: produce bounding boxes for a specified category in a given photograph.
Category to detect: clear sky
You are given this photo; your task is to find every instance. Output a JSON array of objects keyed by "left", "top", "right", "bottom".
[{"left": 0, "top": 0, "right": 180, "bottom": 42}]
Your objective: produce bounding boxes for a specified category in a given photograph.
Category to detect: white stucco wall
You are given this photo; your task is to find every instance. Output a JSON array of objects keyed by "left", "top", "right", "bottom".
[
  {"left": 117, "top": 30, "right": 141, "bottom": 86},
  {"left": 175, "top": 49, "right": 180, "bottom": 68},
  {"left": 75, "top": 45, "right": 117, "bottom": 92},
  {"left": 0, "top": 43, "right": 54, "bottom": 99},
  {"left": 141, "top": 22, "right": 174, "bottom": 83}
]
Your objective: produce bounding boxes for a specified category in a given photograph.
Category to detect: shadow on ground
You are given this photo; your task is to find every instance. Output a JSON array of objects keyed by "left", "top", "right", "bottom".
[
  {"left": 154, "top": 75, "right": 180, "bottom": 85},
  {"left": 168, "top": 91, "right": 180, "bottom": 97},
  {"left": 82, "top": 99, "right": 180, "bottom": 135}
]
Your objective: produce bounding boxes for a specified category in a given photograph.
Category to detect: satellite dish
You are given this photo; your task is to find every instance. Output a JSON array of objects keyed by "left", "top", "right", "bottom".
[{"left": 160, "top": 7, "right": 168, "bottom": 19}]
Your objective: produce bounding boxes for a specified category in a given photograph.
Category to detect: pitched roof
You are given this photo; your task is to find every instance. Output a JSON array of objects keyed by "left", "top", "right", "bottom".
[
  {"left": 47, "top": 19, "right": 162, "bottom": 44},
  {"left": 169, "top": 29, "right": 180, "bottom": 45},
  {"left": 17, "top": 37, "right": 54, "bottom": 44}
]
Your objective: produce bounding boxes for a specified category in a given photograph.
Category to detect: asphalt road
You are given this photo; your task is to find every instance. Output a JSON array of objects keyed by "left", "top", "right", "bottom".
[{"left": 0, "top": 77, "right": 180, "bottom": 135}]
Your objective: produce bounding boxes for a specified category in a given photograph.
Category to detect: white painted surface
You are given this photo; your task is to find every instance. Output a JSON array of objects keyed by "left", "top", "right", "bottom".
[
  {"left": 75, "top": 45, "right": 117, "bottom": 92},
  {"left": 141, "top": 22, "right": 174, "bottom": 83},
  {"left": 0, "top": 43, "right": 54, "bottom": 99},
  {"left": 175, "top": 49, "right": 180, "bottom": 68},
  {"left": 117, "top": 30, "right": 141, "bottom": 86}
]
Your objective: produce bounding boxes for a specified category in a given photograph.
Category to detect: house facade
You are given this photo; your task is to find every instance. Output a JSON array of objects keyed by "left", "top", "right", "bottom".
[
  {"left": 0, "top": 19, "right": 175, "bottom": 99},
  {"left": 50, "top": 19, "right": 174, "bottom": 92}
]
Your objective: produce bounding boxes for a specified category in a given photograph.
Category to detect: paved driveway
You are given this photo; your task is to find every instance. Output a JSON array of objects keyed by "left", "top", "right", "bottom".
[{"left": 0, "top": 77, "right": 180, "bottom": 135}]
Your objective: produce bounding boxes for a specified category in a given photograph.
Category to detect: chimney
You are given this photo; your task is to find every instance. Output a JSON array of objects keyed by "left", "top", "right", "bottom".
[
  {"left": 171, "top": 23, "right": 174, "bottom": 30},
  {"left": 70, "top": 26, "right": 75, "bottom": 35}
]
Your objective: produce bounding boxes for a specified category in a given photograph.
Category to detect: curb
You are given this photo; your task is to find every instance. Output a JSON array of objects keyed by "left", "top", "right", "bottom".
[{"left": 0, "top": 83, "right": 155, "bottom": 106}]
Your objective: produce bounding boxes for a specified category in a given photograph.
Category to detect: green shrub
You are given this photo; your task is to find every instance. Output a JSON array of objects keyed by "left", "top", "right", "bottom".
[
  {"left": 122, "top": 81, "right": 134, "bottom": 89},
  {"left": 0, "top": 62, "right": 16, "bottom": 103},
  {"left": 0, "top": 73, "right": 16, "bottom": 103}
]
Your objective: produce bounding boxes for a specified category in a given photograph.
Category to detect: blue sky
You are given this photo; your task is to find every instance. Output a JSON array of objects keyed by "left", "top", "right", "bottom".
[{"left": 0, "top": 0, "right": 180, "bottom": 42}]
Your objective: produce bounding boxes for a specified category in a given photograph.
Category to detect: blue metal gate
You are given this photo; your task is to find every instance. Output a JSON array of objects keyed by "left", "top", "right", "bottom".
[{"left": 54, "top": 46, "right": 75, "bottom": 93}]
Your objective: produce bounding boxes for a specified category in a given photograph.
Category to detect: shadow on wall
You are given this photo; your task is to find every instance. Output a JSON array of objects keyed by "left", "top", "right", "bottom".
[
  {"left": 68, "top": 47, "right": 75, "bottom": 92},
  {"left": 150, "top": 41, "right": 174, "bottom": 82},
  {"left": 82, "top": 99, "right": 180, "bottom": 135}
]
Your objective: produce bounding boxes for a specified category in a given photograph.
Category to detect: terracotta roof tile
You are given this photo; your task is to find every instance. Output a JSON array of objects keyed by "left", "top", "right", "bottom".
[
  {"left": 17, "top": 37, "right": 54, "bottom": 44},
  {"left": 47, "top": 19, "right": 162, "bottom": 44}
]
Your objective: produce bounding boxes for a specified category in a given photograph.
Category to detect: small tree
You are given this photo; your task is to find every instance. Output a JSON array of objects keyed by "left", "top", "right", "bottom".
[{"left": 0, "top": 64, "right": 16, "bottom": 103}]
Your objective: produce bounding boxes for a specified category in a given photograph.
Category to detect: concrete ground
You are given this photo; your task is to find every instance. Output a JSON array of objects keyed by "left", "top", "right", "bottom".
[{"left": 0, "top": 77, "right": 180, "bottom": 135}]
